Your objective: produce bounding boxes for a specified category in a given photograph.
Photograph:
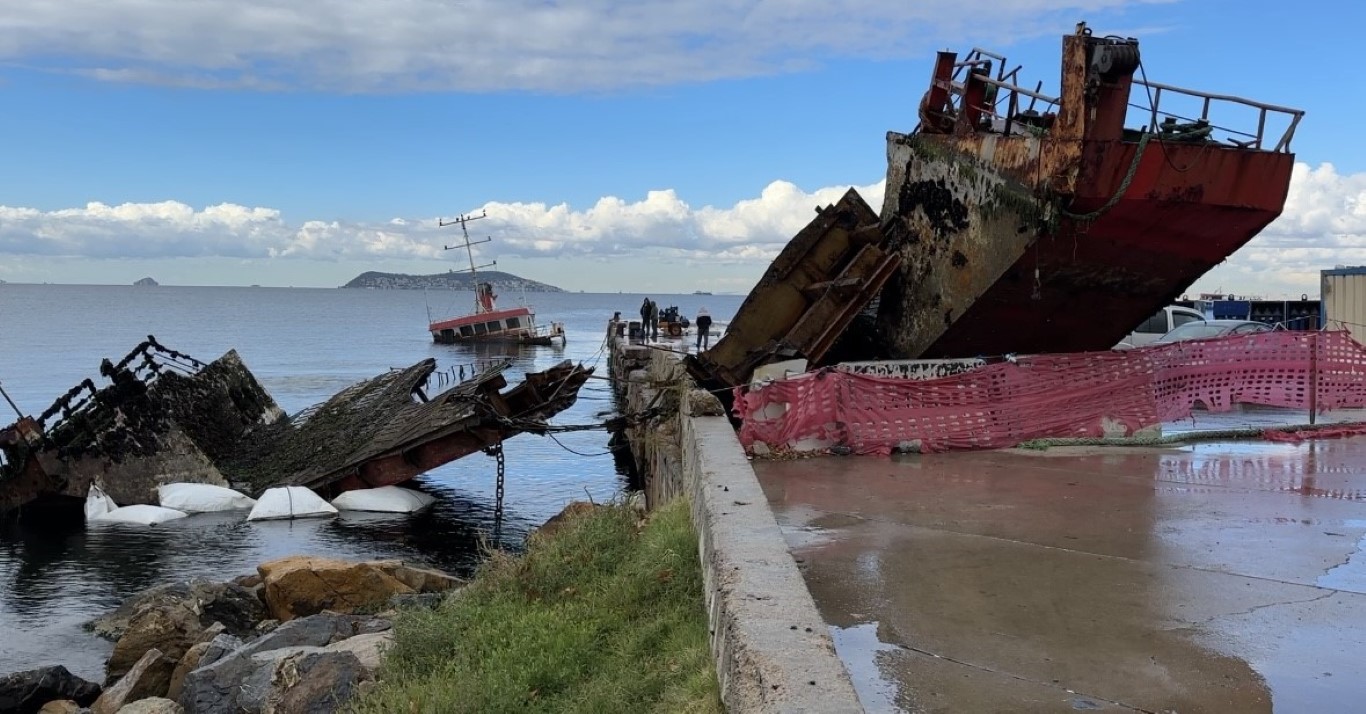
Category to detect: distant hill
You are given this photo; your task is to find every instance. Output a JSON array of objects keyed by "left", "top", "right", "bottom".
[
  {"left": 133, "top": 277, "right": 159, "bottom": 287},
  {"left": 341, "top": 271, "right": 564, "bottom": 292}
]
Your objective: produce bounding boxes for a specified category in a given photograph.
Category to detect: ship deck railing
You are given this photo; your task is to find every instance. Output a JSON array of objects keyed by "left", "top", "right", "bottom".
[{"left": 939, "top": 48, "right": 1305, "bottom": 153}]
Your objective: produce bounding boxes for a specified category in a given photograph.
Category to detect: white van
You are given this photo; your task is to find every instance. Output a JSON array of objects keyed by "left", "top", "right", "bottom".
[{"left": 1116, "top": 305, "right": 1206, "bottom": 348}]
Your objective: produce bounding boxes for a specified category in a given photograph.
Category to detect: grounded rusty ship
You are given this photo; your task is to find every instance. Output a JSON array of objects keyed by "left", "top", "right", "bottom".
[
  {"left": 881, "top": 22, "right": 1303, "bottom": 358},
  {"left": 692, "top": 23, "right": 1304, "bottom": 389},
  {"left": 0, "top": 337, "right": 592, "bottom": 515}
]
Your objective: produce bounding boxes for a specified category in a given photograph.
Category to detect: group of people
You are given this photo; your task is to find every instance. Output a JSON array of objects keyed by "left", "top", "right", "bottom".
[{"left": 627, "top": 298, "right": 713, "bottom": 349}]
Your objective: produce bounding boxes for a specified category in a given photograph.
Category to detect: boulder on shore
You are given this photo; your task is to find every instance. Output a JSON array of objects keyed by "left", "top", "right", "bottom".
[
  {"left": 91, "top": 648, "right": 174, "bottom": 714},
  {"left": 88, "top": 580, "right": 265, "bottom": 644},
  {"left": 257, "top": 556, "right": 462, "bottom": 622},
  {"left": 101, "top": 581, "right": 264, "bottom": 684},
  {"left": 0, "top": 666, "right": 100, "bottom": 713}
]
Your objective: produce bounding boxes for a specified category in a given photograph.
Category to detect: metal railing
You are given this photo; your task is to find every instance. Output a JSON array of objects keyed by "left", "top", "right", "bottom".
[
  {"left": 933, "top": 47, "right": 1304, "bottom": 153},
  {"left": 1132, "top": 79, "right": 1304, "bottom": 152}
]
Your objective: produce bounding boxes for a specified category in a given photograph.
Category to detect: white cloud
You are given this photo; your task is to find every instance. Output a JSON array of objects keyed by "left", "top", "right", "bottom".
[
  {"left": 0, "top": 179, "right": 885, "bottom": 267},
  {"left": 4, "top": 161, "right": 1365, "bottom": 299},
  {"left": 0, "top": 0, "right": 1169, "bottom": 92},
  {"left": 1190, "top": 163, "right": 1366, "bottom": 298}
]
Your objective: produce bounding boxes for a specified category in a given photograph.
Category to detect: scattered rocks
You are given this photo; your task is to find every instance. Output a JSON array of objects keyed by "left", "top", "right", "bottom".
[
  {"left": 22, "top": 556, "right": 458, "bottom": 714},
  {"left": 177, "top": 612, "right": 379, "bottom": 713},
  {"left": 0, "top": 666, "right": 101, "bottom": 713}
]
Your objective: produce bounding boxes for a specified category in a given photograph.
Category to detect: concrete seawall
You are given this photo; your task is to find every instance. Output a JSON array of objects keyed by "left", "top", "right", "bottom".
[{"left": 609, "top": 335, "right": 861, "bottom": 713}]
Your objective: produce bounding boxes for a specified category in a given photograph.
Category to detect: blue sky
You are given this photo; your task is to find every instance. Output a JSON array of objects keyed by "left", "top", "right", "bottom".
[{"left": 0, "top": 0, "right": 1361, "bottom": 296}]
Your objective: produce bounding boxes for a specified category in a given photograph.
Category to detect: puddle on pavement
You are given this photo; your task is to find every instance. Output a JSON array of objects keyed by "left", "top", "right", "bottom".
[
  {"left": 1159, "top": 440, "right": 1366, "bottom": 500},
  {"left": 1319, "top": 520, "right": 1366, "bottom": 592},
  {"left": 829, "top": 621, "right": 905, "bottom": 713}
]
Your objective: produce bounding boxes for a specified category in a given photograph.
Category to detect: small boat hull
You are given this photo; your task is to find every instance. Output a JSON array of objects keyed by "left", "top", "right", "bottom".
[{"left": 431, "top": 331, "right": 561, "bottom": 346}]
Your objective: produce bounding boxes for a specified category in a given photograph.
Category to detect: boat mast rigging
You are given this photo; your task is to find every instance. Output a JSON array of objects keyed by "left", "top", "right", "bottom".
[{"left": 439, "top": 210, "right": 497, "bottom": 315}]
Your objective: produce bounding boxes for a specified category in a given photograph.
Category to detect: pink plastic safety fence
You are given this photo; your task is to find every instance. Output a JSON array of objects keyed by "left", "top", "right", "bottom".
[{"left": 734, "top": 330, "right": 1366, "bottom": 455}]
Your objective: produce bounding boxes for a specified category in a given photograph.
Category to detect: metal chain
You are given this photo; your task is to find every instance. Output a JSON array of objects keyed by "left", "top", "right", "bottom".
[{"left": 491, "top": 440, "right": 505, "bottom": 544}]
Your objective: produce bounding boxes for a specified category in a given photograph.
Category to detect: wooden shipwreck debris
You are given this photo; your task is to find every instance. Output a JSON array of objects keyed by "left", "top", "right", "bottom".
[{"left": 0, "top": 337, "right": 592, "bottom": 516}]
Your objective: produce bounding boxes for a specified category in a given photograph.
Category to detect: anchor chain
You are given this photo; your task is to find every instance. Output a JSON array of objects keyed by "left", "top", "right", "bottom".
[{"left": 490, "top": 439, "right": 506, "bottom": 544}]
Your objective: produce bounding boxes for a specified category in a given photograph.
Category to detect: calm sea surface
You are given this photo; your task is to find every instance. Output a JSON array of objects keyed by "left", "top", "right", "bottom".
[{"left": 0, "top": 284, "right": 742, "bottom": 679}]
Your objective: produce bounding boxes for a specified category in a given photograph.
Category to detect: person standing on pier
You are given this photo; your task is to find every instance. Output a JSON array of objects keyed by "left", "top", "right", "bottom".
[
  {"left": 639, "top": 299, "right": 652, "bottom": 342},
  {"left": 695, "top": 307, "right": 713, "bottom": 350},
  {"left": 648, "top": 299, "right": 660, "bottom": 341}
]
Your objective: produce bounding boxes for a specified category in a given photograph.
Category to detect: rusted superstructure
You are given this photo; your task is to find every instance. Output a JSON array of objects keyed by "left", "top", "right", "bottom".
[
  {"left": 0, "top": 338, "right": 591, "bottom": 515},
  {"left": 877, "top": 23, "right": 1303, "bottom": 358}
]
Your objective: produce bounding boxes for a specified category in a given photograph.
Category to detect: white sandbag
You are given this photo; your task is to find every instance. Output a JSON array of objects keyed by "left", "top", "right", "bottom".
[
  {"left": 331, "top": 486, "right": 436, "bottom": 513},
  {"left": 86, "top": 485, "right": 188, "bottom": 525},
  {"left": 93, "top": 504, "right": 189, "bottom": 525},
  {"left": 85, "top": 484, "right": 119, "bottom": 521},
  {"left": 157, "top": 483, "right": 257, "bottom": 512},
  {"left": 247, "top": 486, "right": 338, "bottom": 521}
]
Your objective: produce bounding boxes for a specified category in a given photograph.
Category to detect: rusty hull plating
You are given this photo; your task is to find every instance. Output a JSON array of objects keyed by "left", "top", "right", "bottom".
[
  {"left": 684, "top": 25, "right": 1303, "bottom": 391},
  {"left": 0, "top": 338, "right": 593, "bottom": 515},
  {"left": 686, "top": 188, "right": 900, "bottom": 389},
  {"left": 878, "top": 24, "right": 1303, "bottom": 358}
]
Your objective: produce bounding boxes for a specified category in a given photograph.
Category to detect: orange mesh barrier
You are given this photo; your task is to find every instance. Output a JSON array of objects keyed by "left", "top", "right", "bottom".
[{"left": 735, "top": 331, "right": 1366, "bottom": 454}]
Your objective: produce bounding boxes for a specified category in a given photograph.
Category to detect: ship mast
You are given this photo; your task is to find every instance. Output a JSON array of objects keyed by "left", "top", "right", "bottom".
[{"left": 439, "top": 210, "right": 497, "bottom": 315}]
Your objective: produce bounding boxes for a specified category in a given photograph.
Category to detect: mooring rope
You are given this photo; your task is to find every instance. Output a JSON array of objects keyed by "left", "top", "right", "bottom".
[{"left": 1058, "top": 130, "right": 1151, "bottom": 223}]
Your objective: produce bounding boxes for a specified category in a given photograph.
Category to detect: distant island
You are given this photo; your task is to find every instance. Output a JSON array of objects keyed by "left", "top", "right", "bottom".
[
  {"left": 341, "top": 271, "right": 564, "bottom": 292},
  {"left": 133, "top": 277, "right": 159, "bottom": 287}
]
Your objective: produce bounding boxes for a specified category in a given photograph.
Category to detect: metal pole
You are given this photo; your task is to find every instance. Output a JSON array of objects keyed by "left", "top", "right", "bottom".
[
  {"left": 0, "top": 380, "right": 22, "bottom": 419},
  {"left": 1309, "top": 332, "right": 1318, "bottom": 425}
]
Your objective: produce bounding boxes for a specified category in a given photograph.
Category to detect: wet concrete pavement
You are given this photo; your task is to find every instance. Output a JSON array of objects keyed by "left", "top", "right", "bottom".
[{"left": 753, "top": 437, "right": 1366, "bottom": 713}]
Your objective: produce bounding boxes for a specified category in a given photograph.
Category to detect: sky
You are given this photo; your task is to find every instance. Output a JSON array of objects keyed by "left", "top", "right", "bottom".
[{"left": 0, "top": 0, "right": 1361, "bottom": 297}]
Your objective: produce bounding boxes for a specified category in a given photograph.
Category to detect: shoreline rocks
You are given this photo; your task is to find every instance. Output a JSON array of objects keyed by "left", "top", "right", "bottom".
[
  {"left": 12, "top": 556, "right": 463, "bottom": 714},
  {"left": 0, "top": 666, "right": 101, "bottom": 713}
]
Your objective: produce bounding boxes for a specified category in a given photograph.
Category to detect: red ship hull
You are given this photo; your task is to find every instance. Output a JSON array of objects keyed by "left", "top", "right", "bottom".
[
  {"left": 917, "top": 141, "right": 1295, "bottom": 357},
  {"left": 875, "top": 25, "right": 1303, "bottom": 359}
]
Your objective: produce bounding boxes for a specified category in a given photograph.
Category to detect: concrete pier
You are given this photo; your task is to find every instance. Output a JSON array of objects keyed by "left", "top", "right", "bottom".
[
  {"left": 607, "top": 331, "right": 863, "bottom": 713},
  {"left": 611, "top": 323, "right": 1366, "bottom": 712}
]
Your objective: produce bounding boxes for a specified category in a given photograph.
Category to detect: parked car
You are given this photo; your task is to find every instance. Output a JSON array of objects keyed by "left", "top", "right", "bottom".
[
  {"left": 1154, "top": 319, "right": 1274, "bottom": 344},
  {"left": 1116, "top": 305, "right": 1207, "bottom": 348}
]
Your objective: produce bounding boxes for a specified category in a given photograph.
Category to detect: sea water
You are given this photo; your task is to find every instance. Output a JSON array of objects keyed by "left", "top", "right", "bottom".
[{"left": 0, "top": 284, "right": 741, "bottom": 678}]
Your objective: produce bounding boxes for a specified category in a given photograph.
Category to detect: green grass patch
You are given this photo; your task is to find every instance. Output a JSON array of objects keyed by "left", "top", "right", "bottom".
[{"left": 353, "top": 499, "right": 722, "bottom": 714}]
